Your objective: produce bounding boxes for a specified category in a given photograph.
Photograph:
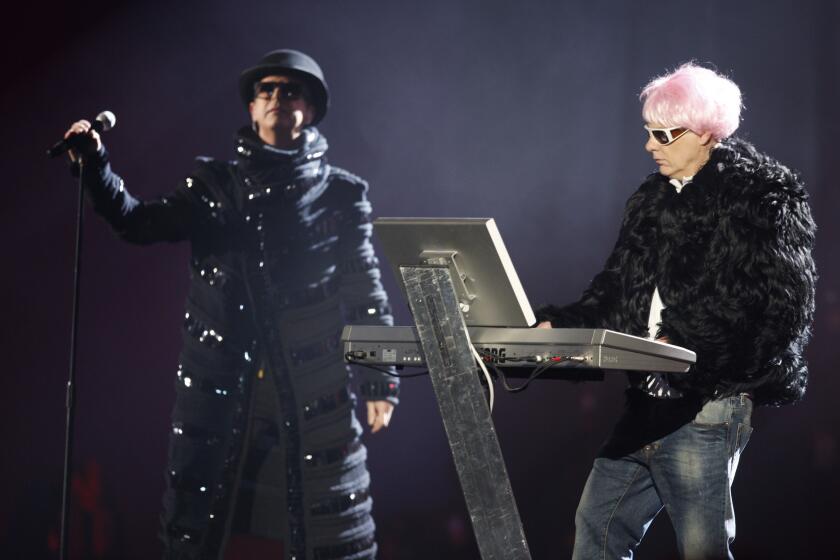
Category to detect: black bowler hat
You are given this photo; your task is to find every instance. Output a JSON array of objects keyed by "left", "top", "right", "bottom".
[{"left": 239, "top": 49, "right": 329, "bottom": 124}]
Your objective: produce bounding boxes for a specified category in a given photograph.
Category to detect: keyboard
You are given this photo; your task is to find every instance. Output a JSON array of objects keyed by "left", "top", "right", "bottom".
[{"left": 342, "top": 326, "right": 695, "bottom": 376}]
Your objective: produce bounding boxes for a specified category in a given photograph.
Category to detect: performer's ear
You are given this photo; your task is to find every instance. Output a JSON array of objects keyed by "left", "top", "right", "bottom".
[
  {"left": 248, "top": 101, "right": 258, "bottom": 132},
  {"left": 699, "top": 131, "right": 714, "bottom": 146}
]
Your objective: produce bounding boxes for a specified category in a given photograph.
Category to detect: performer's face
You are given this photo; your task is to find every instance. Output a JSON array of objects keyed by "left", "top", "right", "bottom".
[
  {"left": 249, "top": 74, "right": 314, "bottom": 138},
  {"left": 644, "top": 122, "right": 713, "bottom": 180}
]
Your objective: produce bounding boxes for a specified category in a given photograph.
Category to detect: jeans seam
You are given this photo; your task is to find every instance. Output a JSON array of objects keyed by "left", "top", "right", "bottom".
[
  {"left": 690, "top": 421, "right": 729, "bottom": 428},
  {"left": 720, "top": 431, "right": 731, "bottom": 555},
  {"left": 602, "top": 462, "right": 644, "bottom": 560}
]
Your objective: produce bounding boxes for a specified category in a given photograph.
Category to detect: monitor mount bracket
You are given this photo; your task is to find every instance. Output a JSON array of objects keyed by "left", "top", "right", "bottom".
[{"left": 419, "top": 250, "right": 477, "bottom": 316}]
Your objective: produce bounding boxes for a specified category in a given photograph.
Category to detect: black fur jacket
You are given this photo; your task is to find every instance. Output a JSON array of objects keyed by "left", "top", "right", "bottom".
[{"left": 537, "top": 138, "right": 816, "bottom": 406}]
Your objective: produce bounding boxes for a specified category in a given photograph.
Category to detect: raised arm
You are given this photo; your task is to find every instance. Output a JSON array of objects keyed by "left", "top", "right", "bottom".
[{"left": 65, "top": 119, "right": 196, "bottom": 245}]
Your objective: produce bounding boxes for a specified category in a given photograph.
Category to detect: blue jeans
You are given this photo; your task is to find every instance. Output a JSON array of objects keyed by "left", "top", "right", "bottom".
[{"left": 572, "top": 394, "right": 754, "bottom": 560}]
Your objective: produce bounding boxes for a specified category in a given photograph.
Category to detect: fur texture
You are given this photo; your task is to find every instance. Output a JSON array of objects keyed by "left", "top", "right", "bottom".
[{"left": 537, "top": 138, "right": 816, "bottom": 406}]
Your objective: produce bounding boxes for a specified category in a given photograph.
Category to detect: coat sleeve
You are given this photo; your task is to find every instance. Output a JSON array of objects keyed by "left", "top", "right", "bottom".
[
  {"left": 659, "top": 174, "right": 817, "bottom": 399},
  {"left": 75, "top": 147, "right": 196, "bottom": 244},
  {"left": 535, "top": 188, "right": 648, "bottom": 330},
  {"left": 335, "top": 175, "right": 399, "bottom": 405}
]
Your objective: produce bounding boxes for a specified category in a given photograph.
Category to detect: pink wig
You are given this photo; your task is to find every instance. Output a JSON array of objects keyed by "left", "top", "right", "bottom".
[{"left": 641, "top": 63, "right": 742, "bottom": 140}]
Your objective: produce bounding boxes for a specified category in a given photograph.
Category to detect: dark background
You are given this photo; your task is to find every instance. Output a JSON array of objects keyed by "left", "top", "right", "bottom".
[{"left": 2, "top": 0, "right": 838, "bottom": 558}]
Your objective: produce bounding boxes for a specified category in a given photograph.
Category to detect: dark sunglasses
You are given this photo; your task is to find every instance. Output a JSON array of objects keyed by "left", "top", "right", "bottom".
[
  {"left": 253, "top": 80, "right": 306, "bottom": 101},
  {"left": 644, "top": 125, "right": 690, "bottom": 146}
]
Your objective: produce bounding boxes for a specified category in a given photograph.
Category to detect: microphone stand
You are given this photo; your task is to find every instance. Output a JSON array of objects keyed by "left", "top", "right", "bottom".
[{"left": 59, "top": 156, "right": 85, "bottom": 560}]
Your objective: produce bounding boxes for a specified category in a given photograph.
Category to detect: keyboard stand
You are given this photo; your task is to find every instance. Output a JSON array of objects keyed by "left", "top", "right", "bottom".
[{"left": 400, "top": 264, "right": 532, "bottom": 560}]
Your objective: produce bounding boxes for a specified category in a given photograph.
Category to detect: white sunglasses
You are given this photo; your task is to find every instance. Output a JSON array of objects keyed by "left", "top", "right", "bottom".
[{"left": 644, "top": 125, "right": 690, "bottom": 145}]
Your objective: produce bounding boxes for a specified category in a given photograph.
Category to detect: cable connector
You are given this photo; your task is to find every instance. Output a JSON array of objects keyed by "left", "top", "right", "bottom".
[{"left": 564, "top": 355, "right": 588, "bottom": 363}]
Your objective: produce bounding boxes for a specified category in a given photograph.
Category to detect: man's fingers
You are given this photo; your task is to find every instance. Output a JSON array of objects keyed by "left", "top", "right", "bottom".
[
  {"left": 63, "top": 120, "right": 103, "bottom": 159},
  {"left": 371, "top": 414, "right": 384, "bottom": 433},
  {"left": 366, "top": 401, "right": 394, "bottom": 434},
  {"left": 366, "top": 401, "right": 395, "bottom": 433},
  {"left": 374, "top": 402, "right": 393, "bottom": 432},
  {"left": 366, "top": 401, "right": 375, "bottom": 426},
  {"left": 64, "top": 121, "right": 91, "bottom": 140}
]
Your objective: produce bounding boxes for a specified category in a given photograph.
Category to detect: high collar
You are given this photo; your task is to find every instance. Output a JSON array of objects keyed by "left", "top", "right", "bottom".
[
  {"left": 233, "top": 126, "right": 329, "bottom": 190},
  {"left": 669, "top": 177, "right": 692, "bottom": 193},
  {"left": 235, "top": 126, "right": 328, "bottom": 166}
]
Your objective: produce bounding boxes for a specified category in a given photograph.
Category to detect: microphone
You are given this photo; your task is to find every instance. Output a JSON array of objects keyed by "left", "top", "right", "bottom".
[{"left": 47, "top": 110, "right": 116, "bottom": 158}]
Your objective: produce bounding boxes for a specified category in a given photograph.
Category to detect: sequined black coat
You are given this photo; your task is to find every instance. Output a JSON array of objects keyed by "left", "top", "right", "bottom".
[
  {"left": 537, "top": 138, "right": 816, "bottom": 406},
  {"left": 79, "top": 127, "right": 397, "bottom": 559}
]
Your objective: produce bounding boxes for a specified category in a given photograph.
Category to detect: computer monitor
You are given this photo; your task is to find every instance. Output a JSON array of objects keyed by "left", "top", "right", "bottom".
[{"left": 374, "top": 218, "right": 536, "bottom": 328}]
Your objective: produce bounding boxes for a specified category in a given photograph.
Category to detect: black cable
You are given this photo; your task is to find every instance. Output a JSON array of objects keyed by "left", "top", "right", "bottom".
[
  {"left": 344, "top": 355, "right": 430, "bottom": 378},
  {"left": 474, "top": 348, "right": 572, "bottom": 393},
  {"left": 346, "top": 350, "right": 574, "bottom": 386},
  {"left": 513, "top": 358, "right": 571, "bottom": 392}
]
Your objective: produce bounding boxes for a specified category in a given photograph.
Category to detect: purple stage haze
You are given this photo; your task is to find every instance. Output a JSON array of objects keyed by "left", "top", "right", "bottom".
[{"left": 1, "top": 0, "right": 838, "bottom": 558}]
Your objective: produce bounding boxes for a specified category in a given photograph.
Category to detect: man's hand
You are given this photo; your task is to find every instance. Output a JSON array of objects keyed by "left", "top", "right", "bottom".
[
  {"left": 366, "top": 400, "right": 394, "bottom": 434},
  {"left": 64, "top": 120, "right": 103, "bottom": 161},
  {"left": 655, "top": 336, "right": 670, "bottom": 344},
  {"left": 536, "top": 321, "right": 552, "bottom": 329}
]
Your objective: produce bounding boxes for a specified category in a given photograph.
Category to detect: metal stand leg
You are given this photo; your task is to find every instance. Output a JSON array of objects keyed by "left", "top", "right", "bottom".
[
  {"left": 60, "top": 159, "right": 86, "bottom": 560},
  {"left": 400, "top": 265, "right": 531, "bottom": 560}
]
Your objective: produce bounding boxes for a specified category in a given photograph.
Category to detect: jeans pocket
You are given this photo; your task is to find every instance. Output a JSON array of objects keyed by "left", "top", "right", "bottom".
[{"left": 691, "top": 398, "right": 731, "bottom": 427}]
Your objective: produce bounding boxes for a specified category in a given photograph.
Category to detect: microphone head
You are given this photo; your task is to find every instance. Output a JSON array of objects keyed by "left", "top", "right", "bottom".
[{"left": 96, "top": 110, "right": 116, "bottom": 132}]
